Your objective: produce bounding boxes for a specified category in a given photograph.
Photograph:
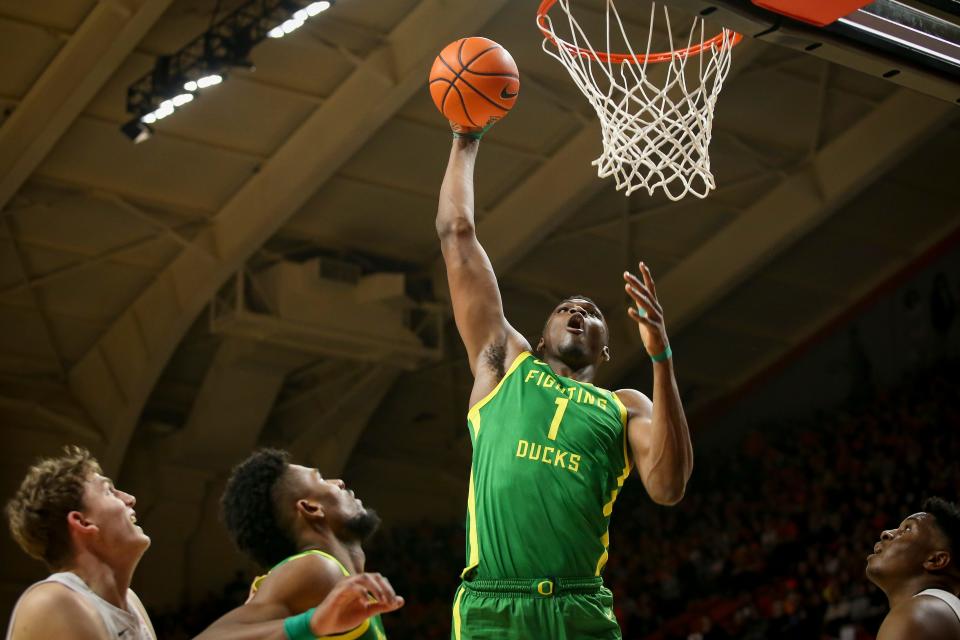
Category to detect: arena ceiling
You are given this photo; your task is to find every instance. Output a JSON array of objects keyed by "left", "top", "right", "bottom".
[{"left": 1, "top": 0, "right": 958, "bottom": 610}]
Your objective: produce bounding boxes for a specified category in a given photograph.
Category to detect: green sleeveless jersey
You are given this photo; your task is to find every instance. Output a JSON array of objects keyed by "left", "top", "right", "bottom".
[
  {"left": 250, "top": 550, "right": 387, "bottom": 640},
  {"left": 462, "top": 351, "right": 632, "bottom": 580}
]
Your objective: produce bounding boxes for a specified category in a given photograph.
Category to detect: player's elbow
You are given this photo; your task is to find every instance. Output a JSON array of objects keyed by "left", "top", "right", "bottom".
[
  {"left": 436, "top": 217, "right": 476, "bottom": 241},
  {"left": 647, "top": 477, "right": 687, "bottom": 506},
  {"left": 650, "top": 487, "right": 685, "bottom": 506}
]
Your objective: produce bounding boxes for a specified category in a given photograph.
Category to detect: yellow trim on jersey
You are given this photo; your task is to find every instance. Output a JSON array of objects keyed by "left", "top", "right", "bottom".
[
  {"left": 611, "top": 391, "right": 629, "bottom": 427},
  {"left": 467, "top": 351, "right": 532, "bottom": 418},
  {"left": 597, "top": 412, "right": 633, "bottom": 575},
  {"left": 461, "top": 467, "right": 480, "bottom": 578},
  {"left": 468, "top": 412, "right": 482, "bottom": 439},
  {"left": 595, "top": 531, "right": 610, "bottom": 576},
  {"left": 318, "top": 619, "right": 371, "bottom": 639},
  {"left": 461, "top": 352, "right": 530, "bottom": 578},
  {"left": 250, "top": 550, "right": 377, "bottom": 640},
  {"left": 250, "top": 549, "right": 350, "bottom": 595},
  {"left": 452, "top": 585, "right": 465, "bottom": 640},
  {"left": 601, "top": 403, "right": 633, "bottom": 517}
]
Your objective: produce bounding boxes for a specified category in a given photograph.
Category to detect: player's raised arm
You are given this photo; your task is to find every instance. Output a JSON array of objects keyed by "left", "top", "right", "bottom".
[
  {"left": 436, "top": 135, "right": 529, "bottom": 376},
  {"left": 617, "top": 262, "right": 693, "bottom": 506}
]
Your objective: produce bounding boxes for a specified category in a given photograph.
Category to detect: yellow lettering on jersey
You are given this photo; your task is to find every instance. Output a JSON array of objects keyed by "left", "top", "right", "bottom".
[
  {"left": 513, "top": 439, "right": 580, "bottom": 474},
  {"left": 521, "top": 366, "right": 620, "bottom": 421},
  {"left": 547, "top": 397, "right": 569, "bottom": 440},
  {"left": 516, "top": 440, "right": 529, "bottom": 457},
  {"left": 554, "top": 450, "right": 568, "bottom": 468}
]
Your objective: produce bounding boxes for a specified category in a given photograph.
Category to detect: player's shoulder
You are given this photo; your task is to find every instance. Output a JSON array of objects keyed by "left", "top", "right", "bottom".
[
  {"left": 11, "top": 582, "right": 107, "bottom": 639},
  {"left": 255, "top": 551, "right": 345, "bottom": 602},
  {"left": 879, "top": 595, "right": 960, "bottom": 640},
  {"left": 613, "top": 388, "right": 652, "bottom": 416},
  {"left": 127, "top": 588, "right": 157, "bottom": 639}
]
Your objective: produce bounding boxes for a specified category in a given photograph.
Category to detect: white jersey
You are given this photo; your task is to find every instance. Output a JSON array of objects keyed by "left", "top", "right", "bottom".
[
  {"left": 915, "top": 588, "right": 960, "bottom": 623},
  {"left": 5, "top": 572, "right": 153, "bottom": 640}
]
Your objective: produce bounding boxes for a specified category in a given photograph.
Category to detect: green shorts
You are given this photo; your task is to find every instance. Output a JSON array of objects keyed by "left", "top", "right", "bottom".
[{"left": 450, "top": 576, "right": 622, "bottom": 640}]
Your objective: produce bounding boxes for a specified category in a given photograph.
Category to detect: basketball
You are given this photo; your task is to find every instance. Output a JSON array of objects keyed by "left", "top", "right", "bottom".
[{"left": 429, "top": 37, "right": 520, "bottom": 130}]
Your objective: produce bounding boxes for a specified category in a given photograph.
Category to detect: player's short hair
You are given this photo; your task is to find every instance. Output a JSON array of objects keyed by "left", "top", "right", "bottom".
[
  {"left": 221, "top": 449, "right": 299, "bottom": 568},
  {"left": 541, "top": 295, "right": 609, "bottom": 345},
  {"left": 6, "top": 446, "right": 101, "bottom": 570},
  {"left": 924, "top": 497, "right": 960, "bottom": 553},
  {"left": 561, "top": 295, "right": 605, "bottom": 320}
]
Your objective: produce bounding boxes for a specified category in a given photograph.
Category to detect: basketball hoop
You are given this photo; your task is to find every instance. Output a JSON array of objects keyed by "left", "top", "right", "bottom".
[{"left": 537, "top": 0, "right": 742, "bottom": 200}]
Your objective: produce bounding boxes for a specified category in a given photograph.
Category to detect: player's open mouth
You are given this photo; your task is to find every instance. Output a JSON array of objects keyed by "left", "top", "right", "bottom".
[
  {"left": 129, "top": 512, "right": 138, "bottom": 525},
  {"left": 873, "top": 542, "right": 882, "bottom": 554},
  {"left": 566, "top": 315, "right": 585, "bottom": 334}
]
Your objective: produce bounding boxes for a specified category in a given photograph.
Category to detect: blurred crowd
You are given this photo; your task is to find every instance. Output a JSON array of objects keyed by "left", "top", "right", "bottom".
[
  {"left": 156, "top": 357, "right": 959, "bottom": 639},
  {"left": 605, "top": 358, "right": 958, "bottom": 639}
]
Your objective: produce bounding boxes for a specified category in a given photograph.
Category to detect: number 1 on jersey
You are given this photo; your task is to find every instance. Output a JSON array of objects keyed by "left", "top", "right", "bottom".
[{"left": 547, "top": 397, "right": 569, "bottom": 440}]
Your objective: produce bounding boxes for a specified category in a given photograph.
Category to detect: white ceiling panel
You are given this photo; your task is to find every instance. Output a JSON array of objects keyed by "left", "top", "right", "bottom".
[
  {"left": 37, "top": 117, "right": 259, "bottom": 211},
  {"left": 288, "top": 175, "right": 436, "bottom": 261},
  {"left": 0, "top": 304, "right": 59, "bottom": 364},
  {"left": 0, "top": 0, "right": 96, "bottom": 32},
  {"left": 32, "top": 261, "right": 154, "bottom": 322},
  {"left": 0, "top": 18, "right": 64, "bottom": 98},
  {"left": 10, "top": 194, "right": 157, "bottom": 255}
]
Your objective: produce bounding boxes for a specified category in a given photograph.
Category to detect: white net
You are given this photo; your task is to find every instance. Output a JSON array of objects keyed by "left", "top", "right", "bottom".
[{"left": 538, "top": 0, "right": 739, "bottom": 200}]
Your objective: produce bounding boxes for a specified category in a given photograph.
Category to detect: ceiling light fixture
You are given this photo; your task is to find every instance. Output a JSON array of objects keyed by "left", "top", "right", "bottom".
[{"left": 122, "top": 0, "right": 337, "bottom": 142}]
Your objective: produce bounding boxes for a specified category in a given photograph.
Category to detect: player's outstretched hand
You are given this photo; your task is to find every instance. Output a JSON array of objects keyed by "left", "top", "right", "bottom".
[
  {"left": 624, "top": 262, "right": 670, "bottom": 359},
  {"left": 309, "top": 573, "right": 404, "bottom": 636},
  {"left": 450, "top": 119, "right": 496, "bottom": 140}
]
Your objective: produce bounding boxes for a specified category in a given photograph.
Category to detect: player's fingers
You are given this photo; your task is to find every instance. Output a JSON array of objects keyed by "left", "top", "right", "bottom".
[
  {"left": 350, "top": 573, "right": 388, "bottom": 604},
  {"left": 640, "top": 262, "right": 657, "bottom": 298},
  {"left": 624, "top": 272, "right": 660, "bottom": 307},
  {"left": 334, "top": 582, "right": 368, "bottom": 606},
  {"left": 366, "top": 596, "right": 405, "bottom": 615},
  {"left": 628, "top": 306, "right": 657, "bottom": 327},
  {"left": 368, "top": 573, "right": 400, "bottom": 603},
  {"left": 624, "top": 274, "right": 662, "bottom": 315},
  {"left": 623, "top": 270, "right": 646, "bottom": 291},
  {"left": 366, "top": 573, "right": 396, "bottom": 604},
  {"left": 624, "top": 285, "right": 660, "bottom": 319}
]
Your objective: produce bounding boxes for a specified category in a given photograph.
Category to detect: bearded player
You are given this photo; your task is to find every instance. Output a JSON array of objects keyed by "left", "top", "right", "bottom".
[
  {"left": 436, "top": 126, "right": 693, "bottom": 639},
  {"left": 204, "top": 449, "right": 402, "bottom": 640},
  {"left": 5, "top": 447, "right": 401, "bottom": 640}
]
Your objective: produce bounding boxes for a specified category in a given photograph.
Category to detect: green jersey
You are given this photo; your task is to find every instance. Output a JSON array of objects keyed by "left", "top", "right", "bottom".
[
  {"left": 462, "top": 351, "right": 632, "bottom": 580},
  {"left": 250, "top": 550, "right": 387, "bottom": 640}
]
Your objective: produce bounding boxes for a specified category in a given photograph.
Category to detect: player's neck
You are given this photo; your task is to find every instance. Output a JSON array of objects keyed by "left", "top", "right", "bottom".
[
  {"left": 542, "top": 354, "right": 597, "bottom": 383},
  {"left": 64, "top": 550, "right": 136, "bottom": 610},
  {"left": 887, "top": 575, "right": 959, "bottom": 609},
  {"left": 300, "top": 536, "right": 366, "bottom": 575}
]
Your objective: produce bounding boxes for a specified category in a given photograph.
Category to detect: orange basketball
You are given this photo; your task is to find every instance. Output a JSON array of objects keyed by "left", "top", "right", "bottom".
[{"left": 429, "top": 37, "right": 520, "bottom": 129}]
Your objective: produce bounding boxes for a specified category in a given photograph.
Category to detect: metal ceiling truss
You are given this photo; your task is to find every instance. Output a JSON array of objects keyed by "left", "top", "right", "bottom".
[
  {"left": 0, "top": 0, "right": 175, "bottom": 211},
  {"left": 69, "top": 0, "right": 511, "bottom": 475}
]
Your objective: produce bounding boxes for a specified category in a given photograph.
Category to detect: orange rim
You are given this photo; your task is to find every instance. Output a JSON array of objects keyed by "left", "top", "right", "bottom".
[{"left": 536, "top": 0, "right": 743, "bottom": 64}]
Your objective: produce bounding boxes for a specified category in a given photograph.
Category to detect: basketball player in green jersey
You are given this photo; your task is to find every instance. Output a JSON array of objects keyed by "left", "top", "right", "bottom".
[
  {"left": 436, "top": 127, "right": 694, "bottom": 639},
  {"left": 201, "top": 449, "right": 402, "bottom": 640}
]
